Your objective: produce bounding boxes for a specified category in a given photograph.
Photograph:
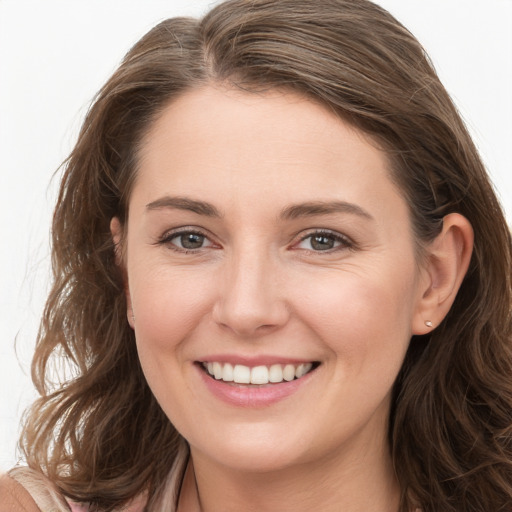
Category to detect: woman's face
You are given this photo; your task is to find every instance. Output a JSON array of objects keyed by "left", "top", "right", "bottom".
[{"left": 117, "top": 86, "right": 430, "bottom": 473}]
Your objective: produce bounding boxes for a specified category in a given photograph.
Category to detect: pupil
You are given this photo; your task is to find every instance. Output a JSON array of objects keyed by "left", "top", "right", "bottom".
[
  {"left": 181, "top": 233, "right": 204, "bottom": 249},
  {"left": 311, "top": 235, "right": 334, "bottom": 250}
]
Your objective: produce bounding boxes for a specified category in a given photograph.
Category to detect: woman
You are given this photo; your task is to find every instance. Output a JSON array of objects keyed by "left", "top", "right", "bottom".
[{"left": 1, "top": 0, "right": 511, "bottom": 510}]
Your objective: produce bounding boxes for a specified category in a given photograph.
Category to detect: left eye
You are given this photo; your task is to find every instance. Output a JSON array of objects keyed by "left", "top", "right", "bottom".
[
  {"left": 296, "top": 232, "right": 347, "bottom": 251},
  {"left": 168, "top": 232, "right": 213, "bottom": 250}
]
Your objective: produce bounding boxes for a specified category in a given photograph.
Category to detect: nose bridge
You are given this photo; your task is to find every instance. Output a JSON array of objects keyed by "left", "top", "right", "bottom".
[{"left": 213, "top": 240, "right": 288, "bottom": 336}]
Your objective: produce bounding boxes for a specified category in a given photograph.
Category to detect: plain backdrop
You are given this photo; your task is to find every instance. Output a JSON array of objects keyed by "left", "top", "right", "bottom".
[{"left": 1, "top": 0, "right": 511, "bottom": 471}]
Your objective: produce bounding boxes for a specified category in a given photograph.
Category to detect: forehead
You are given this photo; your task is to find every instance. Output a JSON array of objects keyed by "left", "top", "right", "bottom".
[{"left": 132, "top": 85, "right": 406, "bottom": 223}]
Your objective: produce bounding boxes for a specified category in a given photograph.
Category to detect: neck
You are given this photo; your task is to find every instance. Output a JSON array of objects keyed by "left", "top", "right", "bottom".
[{"left": 179, "top": 430, "right": 400, "bottom": 512}]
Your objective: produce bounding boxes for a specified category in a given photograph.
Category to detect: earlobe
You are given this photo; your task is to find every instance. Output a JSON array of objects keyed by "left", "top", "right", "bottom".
[
  {"left": 126, "top": 303, "right": 135, "bottom": 329},
  {"left": 412, "top": 213, "right": 474, "bottom": 335},
  {"left": 110, "top": 217, "right": 135, "bottom": 330}
]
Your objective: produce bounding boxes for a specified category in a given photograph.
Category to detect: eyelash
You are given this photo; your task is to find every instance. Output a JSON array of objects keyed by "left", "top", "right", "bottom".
[{"left": 158, "top": 227, "right": 354, "bottom": 255}]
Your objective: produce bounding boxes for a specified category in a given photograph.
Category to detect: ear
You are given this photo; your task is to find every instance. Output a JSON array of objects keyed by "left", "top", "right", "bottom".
[
  {"left": 110, "top": 217, "right": 135, "bottom": 330},
  {"left": 412, "top": 213, "right": 474, "bottom": 335}
]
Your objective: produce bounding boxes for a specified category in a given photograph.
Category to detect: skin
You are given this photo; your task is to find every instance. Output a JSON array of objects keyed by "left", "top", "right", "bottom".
[{"left": 112, "top": 85, "right": 473, "bottom": 512}]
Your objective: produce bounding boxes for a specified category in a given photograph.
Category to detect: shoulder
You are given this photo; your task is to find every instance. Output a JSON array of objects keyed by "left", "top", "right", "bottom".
[
  {"left": 0, "top": 472, "right": 41, "bottom": 512},
  {"left": 0, "top": 467, "right": 71, "bottom": 512},
  {"left": 1, "top": 467, "right": 148, "bottom": 512}
]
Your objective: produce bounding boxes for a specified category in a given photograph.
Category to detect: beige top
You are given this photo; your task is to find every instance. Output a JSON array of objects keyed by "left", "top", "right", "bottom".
[
  {"left": 0, "top": 443, "right": 188, "bottom": 511},
  {"left": 1, "top": 465, "right": 423, "bottom": 511},
  {"left": 0, "top": 473, "right": 40, "bottom": 512},
  {"left": 0, "top": 467, "right": 149, "bottom": 512},
  {"left": 0, "top": 468, "right": 72, "bottom": 512}
]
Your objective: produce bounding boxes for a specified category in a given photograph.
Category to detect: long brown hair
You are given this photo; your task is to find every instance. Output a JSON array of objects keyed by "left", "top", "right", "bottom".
[{"left": 20, "top": 1, "right": 512, "bottom": 510}]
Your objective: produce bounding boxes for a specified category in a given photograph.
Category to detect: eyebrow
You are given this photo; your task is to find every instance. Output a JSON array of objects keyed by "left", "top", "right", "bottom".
[
  {"left": 145, "top": 196, "right": 372, "bottom": 222},
  {"left": 146, "top": 196, "right": 222, "bottom": 217},
  {"left": 280, "top": 201, "right": 373, "bottom": 221}
]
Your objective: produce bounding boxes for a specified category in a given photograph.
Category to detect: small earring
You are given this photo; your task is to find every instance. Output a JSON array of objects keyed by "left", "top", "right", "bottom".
[{"left": 425, "top": 320, "right": 433, "bottom": 328}]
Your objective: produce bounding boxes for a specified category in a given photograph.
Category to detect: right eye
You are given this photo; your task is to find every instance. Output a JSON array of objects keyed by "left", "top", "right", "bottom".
[
  {"left": 160, "top": 230, "right": 215, "bottom": 252},
  {"left": 173, "top": 232, "right": 208, "bottom": 250}
]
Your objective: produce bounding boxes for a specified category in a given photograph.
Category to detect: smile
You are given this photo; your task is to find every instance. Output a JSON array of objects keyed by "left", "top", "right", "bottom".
[{"left": 201, "top": 361, "right": 316, "bottom": 385}]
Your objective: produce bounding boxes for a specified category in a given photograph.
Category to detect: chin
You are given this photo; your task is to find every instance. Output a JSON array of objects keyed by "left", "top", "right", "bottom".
[{"left": 187, "top": 422, "right": 315, "bottom": 474}]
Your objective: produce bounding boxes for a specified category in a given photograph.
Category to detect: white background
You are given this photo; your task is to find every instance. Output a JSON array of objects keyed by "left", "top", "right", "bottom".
[{"left": 1, "top": 0, "right": 511, "bottom": 471}]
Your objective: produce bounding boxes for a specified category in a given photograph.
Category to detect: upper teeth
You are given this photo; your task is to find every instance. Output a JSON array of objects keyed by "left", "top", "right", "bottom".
[{"left": 203, "top": 362, "right": 313, "bottom": 384}]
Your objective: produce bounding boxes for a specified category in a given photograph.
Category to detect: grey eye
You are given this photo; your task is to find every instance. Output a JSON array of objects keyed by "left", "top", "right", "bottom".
[
  {"left": 309, "top": 234, "right": 337, "bottom": 251},
  {"left": 295, "top": 231, "right": 350, "bottom": 252},
  {"left": 161, "top": 229, "right": 216, "bottom": 252},
  {"left": 176, "top": 233, "right": 206, "bottom": 249}
]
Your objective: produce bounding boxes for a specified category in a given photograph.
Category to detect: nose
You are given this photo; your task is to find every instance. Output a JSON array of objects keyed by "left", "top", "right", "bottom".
[{"left": 212, "top": 247, "right": 290, "bottom": 338}]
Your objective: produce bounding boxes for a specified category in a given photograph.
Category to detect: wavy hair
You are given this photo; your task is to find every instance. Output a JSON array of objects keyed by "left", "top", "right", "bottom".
[{"left": 20, "top": 1, "right": 512, "bottom": 510}]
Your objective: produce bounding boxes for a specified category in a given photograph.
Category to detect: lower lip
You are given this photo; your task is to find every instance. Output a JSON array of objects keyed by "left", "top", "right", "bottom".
[{"left": 196, "top": 364, "right": 316, "bottom": 407}]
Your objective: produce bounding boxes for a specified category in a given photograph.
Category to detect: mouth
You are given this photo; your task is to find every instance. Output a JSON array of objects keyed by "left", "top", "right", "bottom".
[{"left": 198, "top": 361, "right": 320, "bottom": 386}]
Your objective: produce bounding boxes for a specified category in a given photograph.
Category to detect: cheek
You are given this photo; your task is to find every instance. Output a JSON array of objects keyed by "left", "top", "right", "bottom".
[
  {"left": 128, "top": 266, "right": 216, "bottom": 361},
  {"left": 127, "top": 267, "right": 217, "bottom": 428},
  {"left": 292, "top": 262, "right": 418, "bottom": 367},
  {"left": 290, "top": 264, "right": 418, "bottom": 435}
]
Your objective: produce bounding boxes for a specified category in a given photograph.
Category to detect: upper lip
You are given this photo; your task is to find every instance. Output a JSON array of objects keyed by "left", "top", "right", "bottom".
[{"left": 197, "top": 355, "right": 318, "bottom": 366}]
